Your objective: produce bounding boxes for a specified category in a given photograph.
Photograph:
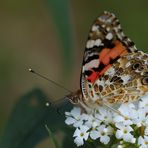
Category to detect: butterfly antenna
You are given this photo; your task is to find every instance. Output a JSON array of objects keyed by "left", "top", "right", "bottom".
[{"left": 28, "top": 68, "right": 72, "bottom": 93}]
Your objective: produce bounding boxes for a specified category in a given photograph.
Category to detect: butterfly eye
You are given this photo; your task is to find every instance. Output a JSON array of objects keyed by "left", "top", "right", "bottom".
[
  {"left": 68, "top": 95, "right": 79, "bottom": 104},
  {"left": 142, "top": 77, "right": 148, "bottom": 85}
]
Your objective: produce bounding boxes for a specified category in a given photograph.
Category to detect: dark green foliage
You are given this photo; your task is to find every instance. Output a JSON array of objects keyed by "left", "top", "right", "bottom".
[
  {"left": 0, "top": 88, "right": 73, "bottom": 148},
  {"left": 0, "top": 89, "right": 119, "bottom": 148}
]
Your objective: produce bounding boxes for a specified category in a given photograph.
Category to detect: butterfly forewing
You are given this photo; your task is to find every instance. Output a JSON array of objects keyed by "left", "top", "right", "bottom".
[
  {"left": 82, "top": 11, "right": 137, "bottom": 84},
  {"left": 79, "top": 11, "right": 147, "bottom": 108},
  {"left": 68, "top": 11, "right": 147, "bottom": 110}
]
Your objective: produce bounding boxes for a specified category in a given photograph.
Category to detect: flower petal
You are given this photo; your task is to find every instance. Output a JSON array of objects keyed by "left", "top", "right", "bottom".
[
  {"left": 65, "top": 117, "right": 76, "bottom": 125},
  {"left": 116, "top": 130, "right": 123, "bottom": 139},
  {"left": 83, "top": 132, "right": 89, "bottom": 140},
  {"left": 90, "top": 130, "right": 99, "bottom": 140},
  {"left": 80, "top": 125, "right": 89, "bottom": 133},
  {"left": 71, "top": 107, "right": 81, "bottom": 118},
  {"left": 100, "top": 135, "right": 110, "bottom": 145},
  {"left": 73, "top": 120, "right": 83, "bottom": 128},
  {"left": 73, "top": 128, "right": 81, "bottom": 137},
  {"left": 74, "top": 136, "right": 84, "bottom": 147},
  {"left": 123, "top": 133, "right": 133, "bottom": 142}
]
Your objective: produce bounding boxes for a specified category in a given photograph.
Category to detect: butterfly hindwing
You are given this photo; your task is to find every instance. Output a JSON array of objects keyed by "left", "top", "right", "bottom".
[{"left": 93, "top": 51, "right": 148, "bottom": 105}]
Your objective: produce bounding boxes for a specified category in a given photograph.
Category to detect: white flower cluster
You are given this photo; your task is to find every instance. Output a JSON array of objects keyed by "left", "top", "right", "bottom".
[{"left": 65, "top": 95, "right": 148, "bottom": 147}]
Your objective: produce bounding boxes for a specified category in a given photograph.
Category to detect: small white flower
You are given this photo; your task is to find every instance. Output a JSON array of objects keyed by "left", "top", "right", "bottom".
[
  {"left": 115, "top": 124, "right": 134, "bottom": 143},
  {"left": 114, "top": 103, "right": 136, "bottom": 126},
  {"left": 138, "top": 136, "right": 148, "bottom": 148},
  {"left": 89, "top": 128, "right": 99, "bottom": 140},
  {"left": 85, "top": 114, "right": 101, "bottom": 128},
  {"left": 65, "top": 107, "right": 87, "bottom": 127},
  {"left": 114, "top": 114, "right": 133, "bottom": 126},
  {"left": 96, "top": 107, "right": 113, "bottom": 124},
  {"left": 73, "top": 126, "right": 89, "bottom": 147},
  {"left": 90, "top": 125, "right": 113, "bottom": 144},
  {"left": 65, "top": 94, "right": 148, "bottom": 147},
  {"left": 139, "top": 95, "right": 148, "bottom": 113},
  {"left": 133, "top": 108, "right": 148, "bottom": 127}
]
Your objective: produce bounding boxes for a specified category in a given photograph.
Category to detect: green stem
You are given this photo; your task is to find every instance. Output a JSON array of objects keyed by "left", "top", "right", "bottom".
[{"left": 45, "top": 124, "right": 61, "bottom": 148}]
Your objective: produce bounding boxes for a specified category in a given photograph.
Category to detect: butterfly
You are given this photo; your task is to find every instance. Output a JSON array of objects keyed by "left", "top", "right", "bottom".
[{"left": 67, "top": 11, "right": 148, "bottom": 111}]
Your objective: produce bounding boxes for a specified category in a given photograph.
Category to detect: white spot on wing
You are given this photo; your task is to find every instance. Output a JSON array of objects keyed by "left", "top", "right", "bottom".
[
  {"left": 117, "top": 24, "right": 121, "bottom": 29},
  {"left": 105, "top": 67, "right": 115, "bottom": 75},
  {"left": 106, "top": 33, "right": 113, "bottom": 40},
  {"left": 94, "top": 39, "right": 102, "bottom": 47},
  {"left": 114, "top": 27, "right": 120, "bottom": 33},
  {"left": 92, "top": 25, "right": 99, "bottom": 31},
  {"left": 104, "top": 11, "right": 108, "bottom": 14},
  {"left": 125, "top": 62, "right": 131, "bottom": 68},
  {"left": 86, "top": 39, "right": 102, "bottom": 49},
  {"left": 85, "top": 52, "right": 98, "bottom": 61},
  {"left": 86, "top": 40, "right": 95, "bottom": 48},
  {"left": 84, "top": 59, "right": 99, "bottom": 71},
  {"left": 121, "top": 75, "right": 131, "bottom": 85},
  {"left": 95, "top": 79, "right": 105, "bottom": 87},
  {"left": 106, "top": 27, "right": 110, "bottom": 31}
]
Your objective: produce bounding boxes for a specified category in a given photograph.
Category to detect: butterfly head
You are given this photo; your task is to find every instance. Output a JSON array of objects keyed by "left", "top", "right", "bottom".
[{"left": 66, "top": 89, "right": 83, "bottom": 104}]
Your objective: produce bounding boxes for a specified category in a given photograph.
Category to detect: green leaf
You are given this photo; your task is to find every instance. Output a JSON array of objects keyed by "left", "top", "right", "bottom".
[
  {"left": 45, "top": 0, "right": 74, "bottom": 76},
  {"left": 0, "top": 88, "right": 73, "bottom": 148}
]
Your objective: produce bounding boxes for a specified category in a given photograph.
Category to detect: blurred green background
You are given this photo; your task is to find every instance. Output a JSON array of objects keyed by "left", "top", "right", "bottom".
[{"left": 0, "top": 0, "right": 148, "bottom": 147}]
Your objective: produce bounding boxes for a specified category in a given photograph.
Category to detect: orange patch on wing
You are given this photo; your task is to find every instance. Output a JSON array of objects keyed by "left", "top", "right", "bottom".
[
  {"left": 120, "top": 50, "right": 128, "bottom": 56},
  {"left": 87, "top": 40, "right": 128, "bottom": 83},
  {"left": 109, "top": 41, "right": 128, "bottom": 58},
  {"left": 99, "top": 48, "right": 110, "bottom": 59},
  {"left": 100, "top": 40, "right": 128, "bottom": 65}
]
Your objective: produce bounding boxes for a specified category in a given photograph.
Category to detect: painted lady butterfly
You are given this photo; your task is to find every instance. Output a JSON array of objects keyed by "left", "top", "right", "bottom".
[{"left": 67, "top": 11, "right": 148, "bottom": 111}]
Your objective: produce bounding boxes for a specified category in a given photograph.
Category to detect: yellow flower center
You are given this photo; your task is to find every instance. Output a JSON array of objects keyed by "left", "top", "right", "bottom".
[
  {"left": 80, "top": 132, "right": 84, "bottom": 137},
  {"left": 145, "top": 141, "right": 148, "bottom": 145},
  {"left": 123, "top": 130, "right": 127, "bottom": 134},
  {"left": 124, "top": 116, "right": 129, "bottom": 120}
]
